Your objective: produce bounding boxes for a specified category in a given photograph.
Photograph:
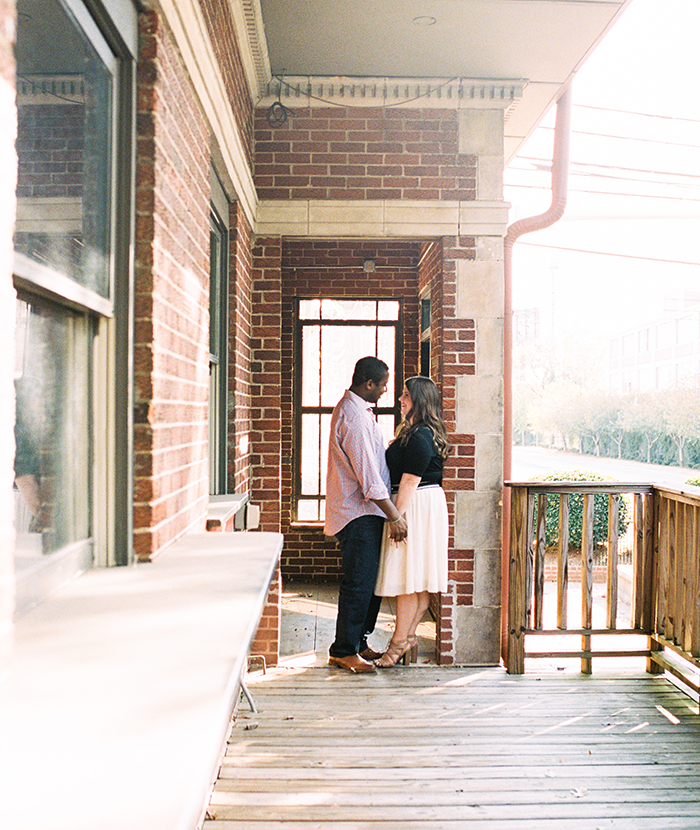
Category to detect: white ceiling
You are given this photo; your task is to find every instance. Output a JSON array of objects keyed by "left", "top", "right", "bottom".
[{"left": 251, "top": 0, "right": 634, "bottom": 160}]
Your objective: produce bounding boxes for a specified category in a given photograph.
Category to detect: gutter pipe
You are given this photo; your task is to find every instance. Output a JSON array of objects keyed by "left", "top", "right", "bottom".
[{"left": 501, "top": 86, "right": 573, "bottom": 657}]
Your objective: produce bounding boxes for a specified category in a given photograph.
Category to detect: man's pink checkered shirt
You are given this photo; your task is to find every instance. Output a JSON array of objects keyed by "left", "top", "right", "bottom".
[{"left": 323, "top": 389, "right": 391, "bottom": 537}]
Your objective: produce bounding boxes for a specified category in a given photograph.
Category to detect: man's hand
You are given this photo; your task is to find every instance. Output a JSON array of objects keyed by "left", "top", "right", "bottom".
[{"left": 388, "top": 515, "right": 408, "bottom": 542}]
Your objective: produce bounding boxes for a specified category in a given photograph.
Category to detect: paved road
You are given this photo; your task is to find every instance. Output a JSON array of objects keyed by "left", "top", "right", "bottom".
[{"left": 511, "top": 445, "right": 700, "bottom": 490}]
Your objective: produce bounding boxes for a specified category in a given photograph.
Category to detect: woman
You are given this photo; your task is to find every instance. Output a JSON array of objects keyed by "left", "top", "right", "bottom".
[{"left": 374, "top": 376, "right": 451, "bottom": 667}]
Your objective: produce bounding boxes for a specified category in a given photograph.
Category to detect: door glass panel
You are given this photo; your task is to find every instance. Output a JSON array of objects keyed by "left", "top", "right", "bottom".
[
  {"left": 300, "top": 414, "right": 321, "bottom": 495},
  {"left": 14, "top": 296, "right": 90, "bottom": 564},
  {"left": 320, "top": 325, "right": 377, "bottom": 407},
  {"left": 301, "top": 325, "right": 320, "bottom": 407},
  {"left": 321, "top": 299, "right": 376, "bottom": 320},
  {"left": 14, "top": 0, "right": 114, "bottom": 298}
]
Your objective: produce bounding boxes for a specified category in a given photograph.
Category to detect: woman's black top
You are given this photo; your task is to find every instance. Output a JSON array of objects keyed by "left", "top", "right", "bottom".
[{"left": 385, "top": 424, "right": 443, "bottom": 488}]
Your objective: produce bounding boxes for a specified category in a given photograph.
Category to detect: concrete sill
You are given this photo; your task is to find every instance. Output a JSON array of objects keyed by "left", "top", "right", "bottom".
[
  {"left": 0, "top": 530, "right": 283, "bottom": 830},
  {"left": 206, "top": 493, "right": 250, "bottom": 531}
]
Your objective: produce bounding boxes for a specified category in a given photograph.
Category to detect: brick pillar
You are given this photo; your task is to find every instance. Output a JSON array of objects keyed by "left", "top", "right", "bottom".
[
  {"left": 229, "top": 203, "right": 253, "bottom": 494},
  {"left": 434, "top": 236, "right": 483, "bottom": 665},
  {"left": 249, "top": 237, "right": 283, "bottom": 666},
  {"left": 249, "top": 565, "right": 281, "bottom": 666}
]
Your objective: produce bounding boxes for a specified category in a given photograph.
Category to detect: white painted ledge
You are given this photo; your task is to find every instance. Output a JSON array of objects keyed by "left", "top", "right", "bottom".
[{"left": 0, "top": 530, "right": 283, "bottom": 830}]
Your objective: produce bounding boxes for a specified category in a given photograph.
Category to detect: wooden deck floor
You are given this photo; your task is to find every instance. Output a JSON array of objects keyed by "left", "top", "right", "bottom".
[{"left": 205, "top": 663, "right": 700, "bottom": 829}]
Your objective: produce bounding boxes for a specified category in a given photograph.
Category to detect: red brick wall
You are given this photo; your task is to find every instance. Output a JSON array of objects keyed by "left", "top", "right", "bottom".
[
  {"left": 199, "top": 0, "right": 254, "bottom": 166},
  {"left": 229, "top": 203, "right": 253, "bottom": 494},
  {"left": 250, "top": 564, "right": 281, "bottom": 664},
  {"left": 254, "top": 107, "right": 476, "bottom": 201},
  {"left": 15, "top": 104, "right": 83, "bottom": 198},
  {"left": 437, "top": 236, "right": 477, "bottom": 664},
  {"left": 133, "top": 11, "right": 211, "bottom": 560},
  {"left": 250, "top": 237, "right": 283, "bottom": 532}
]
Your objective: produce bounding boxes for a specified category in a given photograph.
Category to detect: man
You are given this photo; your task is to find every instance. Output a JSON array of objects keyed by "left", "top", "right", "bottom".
[{"left": 324, "top": 356, "right": 408, "bottom": 673}]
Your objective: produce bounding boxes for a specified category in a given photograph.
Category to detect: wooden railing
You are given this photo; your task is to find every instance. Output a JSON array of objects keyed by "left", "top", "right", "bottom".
[{"left": 506, "top": 481, "right": 700, "bottom": 703}]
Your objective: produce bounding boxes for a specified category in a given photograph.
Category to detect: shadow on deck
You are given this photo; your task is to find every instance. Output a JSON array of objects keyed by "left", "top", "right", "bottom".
[{"left": 203, "top": 585, "right": 700, "bottom": 829}]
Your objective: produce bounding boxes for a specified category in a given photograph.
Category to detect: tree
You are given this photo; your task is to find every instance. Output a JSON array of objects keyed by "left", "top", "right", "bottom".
[
  {"left": 663, "top": 384, "right": 700, "bottom": 466},
  {"left": 620, "top": 393, "right": 665, "bottom": 463}
]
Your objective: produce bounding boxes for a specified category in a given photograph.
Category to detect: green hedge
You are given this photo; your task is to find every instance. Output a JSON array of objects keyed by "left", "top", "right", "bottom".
[{"left": 530, "top": 470, "right": 630, "bottom": 548}]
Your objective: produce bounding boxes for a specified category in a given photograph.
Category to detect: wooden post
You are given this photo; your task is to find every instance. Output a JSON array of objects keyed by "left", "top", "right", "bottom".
[
  {"left": 647, "top": 490, "right": 664, "bottom": 675},
  {"left": 581, "top": 493, "right": 594, "bottom": 674},
  {"left": 534, "top": 494, "right": 547, "bottom": 630},
  {"left": 557, "top": 493, "right": 569, "bottom": 629},
  {"left": 507, "top": 487, "right": 531, "bottom": 674},
  {"left": 606, "top": 494, "right": 619, "bottom": 629}
]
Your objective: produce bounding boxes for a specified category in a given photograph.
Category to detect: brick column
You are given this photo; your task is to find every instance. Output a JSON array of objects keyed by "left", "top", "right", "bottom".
[
  {"left": 250, "top": 237, "right": 283, "bottom": 533},
  {"left": 249, "top": 237, "right": 283, "bottom": 666}
]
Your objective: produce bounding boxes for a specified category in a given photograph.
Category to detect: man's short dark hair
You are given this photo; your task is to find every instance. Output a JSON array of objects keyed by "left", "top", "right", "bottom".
[{"left": 351, "top": 356, "right": 389, "bottom": 386}]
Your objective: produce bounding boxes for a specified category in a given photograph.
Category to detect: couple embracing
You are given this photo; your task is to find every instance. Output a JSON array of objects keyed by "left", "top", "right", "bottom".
[{"left": 324, "top": 356, "right": 450, "bottom": 673}]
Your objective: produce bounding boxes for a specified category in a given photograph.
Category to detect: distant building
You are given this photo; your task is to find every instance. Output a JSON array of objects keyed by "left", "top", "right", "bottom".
[
  {"left": 608, "top": 296, "right": 700, "bottom": 394},
  {"left": 514, "top": 307, "right": 541, "bottom": 343}
]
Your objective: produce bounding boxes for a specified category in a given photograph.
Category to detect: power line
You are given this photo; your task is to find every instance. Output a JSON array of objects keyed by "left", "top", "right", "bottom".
[
  {"left": 507, "top": 167, "right": 700, "bottom": 191},
  {"left": 538, "top": 125, "right": 700, "bottom": 149},
  {"left": 513, "top": 156, "right": 700, "bottom": 181},
  {"left": 516, "top": 241, "right": 700, "bottom": 267},
  {"left": 505, "top": 182, "right": 700, "bottom": 202},
  {"left": 576, "top": 104, "right": 700, "bottom": 125}
]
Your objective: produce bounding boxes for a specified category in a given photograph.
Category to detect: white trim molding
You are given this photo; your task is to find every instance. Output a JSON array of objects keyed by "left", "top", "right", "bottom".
[
  {"left": 260, "top": 76, "right": 527, "bottom": 113},
  {"left": 255, "top": 199, "right": 510, "bottom": 239}
]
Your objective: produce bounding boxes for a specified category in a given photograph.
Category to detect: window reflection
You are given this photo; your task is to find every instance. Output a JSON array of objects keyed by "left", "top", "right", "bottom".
[
  {"left": 14, "top": 0, "right": 113, "bottom": 298},
  {"left": 14, "top": 297, "right": 90, "bottom": 559}
]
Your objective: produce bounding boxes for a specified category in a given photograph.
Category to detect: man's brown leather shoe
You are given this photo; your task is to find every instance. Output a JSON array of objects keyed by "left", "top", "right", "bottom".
[
  {"left": 328, "top": 653, "right": 376, "bottom": 673},
  {"left": 359, "top": 646, "right": 383, "bottom": 661}
]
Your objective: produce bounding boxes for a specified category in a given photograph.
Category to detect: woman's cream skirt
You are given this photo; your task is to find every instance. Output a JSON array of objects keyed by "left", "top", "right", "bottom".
[{"left": 375, "top": 485, "right": 448, "bottom": 596}]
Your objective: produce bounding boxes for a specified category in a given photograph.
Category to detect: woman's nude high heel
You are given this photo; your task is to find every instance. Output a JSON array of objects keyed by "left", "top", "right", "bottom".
[
  {"left": 374, "top": 639, "right": 412, "bottom": 667},
  {"left": 408, "top": 635, "right": 419, "bottom": 663}
]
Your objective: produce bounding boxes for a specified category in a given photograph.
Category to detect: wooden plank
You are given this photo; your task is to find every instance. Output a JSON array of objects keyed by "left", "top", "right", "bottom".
[
  {"left": 506, "top": 487, "right": 530, "bottom": 673},
  {"left": 205, "top": 819, "right": 700, "bottom": 830},
  {"left": 606, "top": 494, "right": 619, "bottom": 629},
  {"left": 693, "top": 507, "right": 700, "bottom": 660},
  {"left": 507, "top": 482, "right": 653, "bottom": 496},
  {"left": 682, "top": 503, "right": 695, "bottom": 655},
  {"left": 533, "top": 494, "right": 547, "bottom": 630},
  {"left": 206, "top": 665, "right": 700, "bottom": 829},
  {"left": 580, "top": 493, "right": 594, "bottom": 674},
  {"left": 557, "top": 493, "right": 569, "bottom": 629},
  {"left": 206, "top": 802, "right": 700, "bottom": 822},
  {"left": 632, "top": 493, "right": 644, "bottom": 630}
]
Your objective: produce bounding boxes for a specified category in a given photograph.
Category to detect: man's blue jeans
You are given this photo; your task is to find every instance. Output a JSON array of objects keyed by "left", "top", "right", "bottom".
[{"left": 329, "top": 515, "right": 384, "bottom": 658}]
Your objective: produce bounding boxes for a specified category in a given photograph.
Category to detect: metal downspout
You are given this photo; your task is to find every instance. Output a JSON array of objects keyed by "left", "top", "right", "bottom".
[{"left": 501, "top": 86, "right": 572, "bottom": 658}]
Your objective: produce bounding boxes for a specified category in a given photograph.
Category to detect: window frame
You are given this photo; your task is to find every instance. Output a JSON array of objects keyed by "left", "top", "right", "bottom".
[
  {"left": 12, "top": 0, "right": 136, "bottom": 597},
  {"left": 292, "top": 297, "right": 403, "bottom": 525},
  {"left": 208, "top": 205, "right": 230, "bottom": 495}
]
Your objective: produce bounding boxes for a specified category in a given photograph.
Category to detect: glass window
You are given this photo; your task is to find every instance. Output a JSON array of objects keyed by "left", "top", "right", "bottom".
[
  {"left": 209, "top": 209, "right": 229, "bottom": 494},
  {"left": 14, "top": 296, "right": 90, "bottom": 558},
  {"left": 14, "top": 0, "right": 114, "bottom": 301},
  {"left": 12, "top": 0, "right": 130, "bottom": 609},
  {"left": 294, "top": 298, "right": 401, "bottom": 523}
]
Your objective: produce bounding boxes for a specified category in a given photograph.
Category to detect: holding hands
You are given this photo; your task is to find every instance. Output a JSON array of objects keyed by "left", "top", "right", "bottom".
[{"left": 388, "top": 514, "right": 408, "bottom": 542}]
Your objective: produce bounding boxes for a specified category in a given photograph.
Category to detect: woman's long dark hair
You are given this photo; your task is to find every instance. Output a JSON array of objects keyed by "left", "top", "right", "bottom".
[{"left": 395, "top": 376, "right": 451, "bottom": 459}]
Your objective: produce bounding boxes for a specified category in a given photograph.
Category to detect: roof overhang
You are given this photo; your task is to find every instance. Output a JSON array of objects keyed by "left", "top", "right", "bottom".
[{"left": 234, "top": 0, "right": 634, "bottom": 162}]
